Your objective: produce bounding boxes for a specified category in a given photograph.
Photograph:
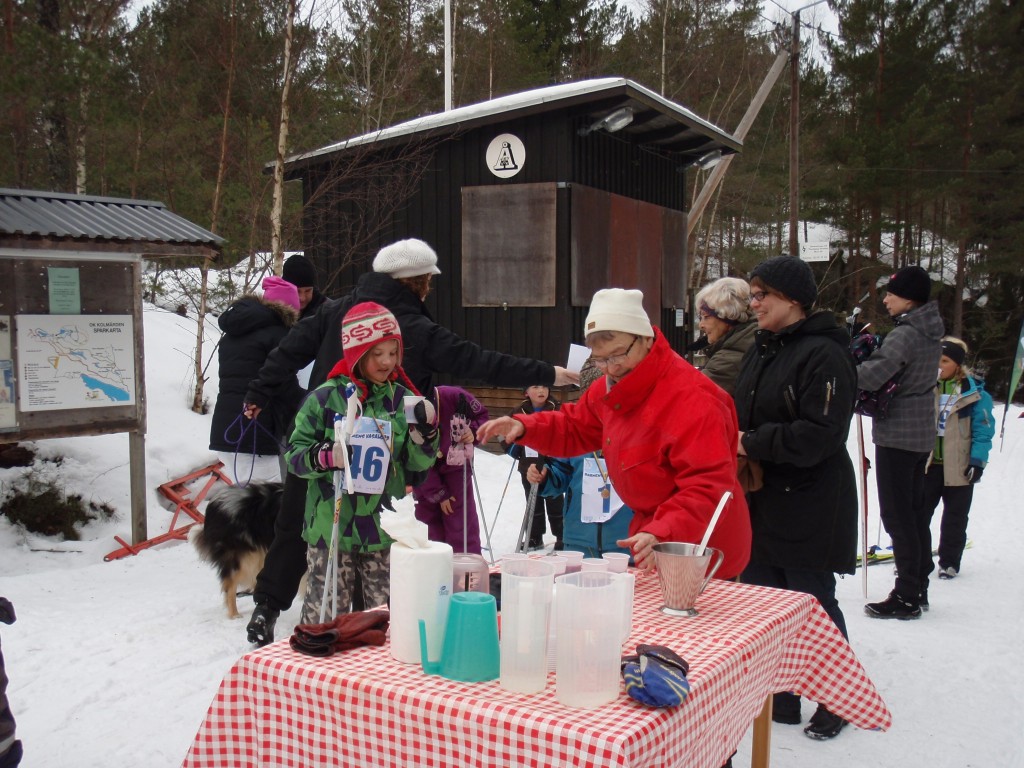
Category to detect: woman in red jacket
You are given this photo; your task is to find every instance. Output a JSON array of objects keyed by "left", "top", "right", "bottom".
[{"left": 477, "top": 288, "right": 751, "bottom": 578}]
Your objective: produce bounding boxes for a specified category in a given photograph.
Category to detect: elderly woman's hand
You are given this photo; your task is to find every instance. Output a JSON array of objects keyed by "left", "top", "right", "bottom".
[
  {"left": 476, "top": 416, "right": 525, "bottom": 445},
  {"left": 617, "top": 532, "right": 660, "bottom": 570}
]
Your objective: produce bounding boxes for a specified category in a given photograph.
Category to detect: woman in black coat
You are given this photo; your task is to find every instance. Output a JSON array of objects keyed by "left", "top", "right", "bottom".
[
  {"left": 733, "top": 256, "right": 857, "bottom": 741},
  {"left": 210, "top": 277, "right": 303, "bottom": 482}
]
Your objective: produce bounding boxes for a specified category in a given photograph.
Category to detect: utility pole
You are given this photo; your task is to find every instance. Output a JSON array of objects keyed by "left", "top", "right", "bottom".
[
  {"left": 789, "top": 10, "right": 801, "bottom": 257},
  {"left": 788, "top": 0, "right": 828, "bottom": 257},
  {"left": 687, "top": 51, "right": 789, "bottom": 236},
  {"left": 444, "top": 0, "right": 452, "bottom": 111}
]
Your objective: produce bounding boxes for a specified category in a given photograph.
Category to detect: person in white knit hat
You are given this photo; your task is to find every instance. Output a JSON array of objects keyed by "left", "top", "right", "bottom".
[
  {"left": 478, "top": 288, "right": 751, "bottom": 579},
  {"left": 240, "top": 237, "right": 577, "bottom": 646}
]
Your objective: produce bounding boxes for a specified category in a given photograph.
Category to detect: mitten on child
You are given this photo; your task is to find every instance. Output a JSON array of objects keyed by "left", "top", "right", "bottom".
[
  {"left": 310, "top": 439, "right": 352, "bottom": 472},
  {"left": 408, "top": 400, "right": 438, "bottom": 445}
]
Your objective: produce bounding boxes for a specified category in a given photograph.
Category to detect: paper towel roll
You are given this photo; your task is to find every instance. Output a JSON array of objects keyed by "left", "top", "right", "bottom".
[{"left": 390, "top": 541, "right": 454, "bottom": 664}]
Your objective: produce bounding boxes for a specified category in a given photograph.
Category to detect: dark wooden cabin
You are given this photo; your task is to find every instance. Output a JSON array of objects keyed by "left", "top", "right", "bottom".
[{"left": 281, "top": 78, "right": 741, "bottom": 410}]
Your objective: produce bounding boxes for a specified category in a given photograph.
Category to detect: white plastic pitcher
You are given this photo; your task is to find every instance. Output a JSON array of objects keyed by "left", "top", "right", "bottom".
[
  {"left": 554, "top": 571, "right": 621, "bottom": 708},
  {"left": 499, "top": 558, "right": 555, "bottom": 694}
]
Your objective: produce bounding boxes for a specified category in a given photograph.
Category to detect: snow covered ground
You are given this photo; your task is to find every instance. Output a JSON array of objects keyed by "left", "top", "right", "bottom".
[{"left": 1, "top": 303, "right": 1022, "bottom": 767}]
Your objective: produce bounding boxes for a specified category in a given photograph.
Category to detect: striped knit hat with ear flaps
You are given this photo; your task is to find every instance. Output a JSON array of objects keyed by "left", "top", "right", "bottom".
[{"left": 334, "top": 302, "right": 420, "bottom": 399}]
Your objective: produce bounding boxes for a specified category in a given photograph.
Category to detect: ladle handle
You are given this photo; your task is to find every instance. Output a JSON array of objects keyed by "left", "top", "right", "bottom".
[
  {"left": 696, "top": 491, "right": 733, "bottom": 555},
  {"left": 698, "top": 548, "right": 726, "bottom": 595}
]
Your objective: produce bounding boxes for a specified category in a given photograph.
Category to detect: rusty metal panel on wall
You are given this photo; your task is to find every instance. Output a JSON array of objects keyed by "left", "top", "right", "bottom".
[
  {"left": 662, "top": 210, "right": 687, "bottom": 308},
  {"left": 462, "top": 183, "right": 557, "bottom": 307},
  {"left": 609, "top": 196, "right": 660, "bottom": 328},
  {"left": 570, "top": 185, "right": 610, "bottom": 306}
]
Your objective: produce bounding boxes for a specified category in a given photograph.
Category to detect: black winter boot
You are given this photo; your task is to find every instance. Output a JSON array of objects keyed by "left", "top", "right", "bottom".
[
  {"left": 803, "top": 705, "right": 848, "bottom": 740},
  {"left": 864, "top": 591, "right": 921, "bottom": 620},
  {"left": 246, "top": 605, "right": 280, "bottom": 647}
]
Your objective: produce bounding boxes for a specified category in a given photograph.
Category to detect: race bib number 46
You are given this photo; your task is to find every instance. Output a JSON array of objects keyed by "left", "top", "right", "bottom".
[{"left": 343, "top": 416, "right": 392, "bottom": 495}]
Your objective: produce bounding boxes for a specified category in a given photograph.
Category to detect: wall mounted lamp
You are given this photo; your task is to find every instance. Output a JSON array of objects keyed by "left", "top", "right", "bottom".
[{"left": 578, "top": 107, "right": 635, "bottom": 137}]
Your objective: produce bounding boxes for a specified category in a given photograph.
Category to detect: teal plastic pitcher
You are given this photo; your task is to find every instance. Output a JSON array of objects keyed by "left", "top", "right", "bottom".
[{"left": 418, "top": 591, "right": 499, "bottom": 683}]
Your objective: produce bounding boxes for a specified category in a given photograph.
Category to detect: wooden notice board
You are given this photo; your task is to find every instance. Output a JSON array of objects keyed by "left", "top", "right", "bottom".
[{"left": 0, "top": 252, "right": 146, "bottom": 442}]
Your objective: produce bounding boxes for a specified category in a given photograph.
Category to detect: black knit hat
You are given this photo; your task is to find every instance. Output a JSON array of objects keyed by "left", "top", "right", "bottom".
[
  {"left": 282, "top": 254, "right": 318, "bottom": 288},
  {"left": 749, "top": 255, "right": 817, "bottom": 309},
  {"left": 940, "top": 340, "right": 966, "bottom": 367},
  {"left": 886, "top": 266, "right": 930, "bottom": 304}
]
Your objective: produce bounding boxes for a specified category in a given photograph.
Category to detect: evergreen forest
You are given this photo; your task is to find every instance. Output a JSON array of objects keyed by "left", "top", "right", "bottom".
[{"left": 1, "top": 0, "right": 1022, "bottom": 395}]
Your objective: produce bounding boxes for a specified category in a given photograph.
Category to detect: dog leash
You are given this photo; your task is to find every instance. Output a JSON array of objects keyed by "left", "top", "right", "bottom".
[{"left": 223, "top": 411, "right": 290, "bottom": 487}]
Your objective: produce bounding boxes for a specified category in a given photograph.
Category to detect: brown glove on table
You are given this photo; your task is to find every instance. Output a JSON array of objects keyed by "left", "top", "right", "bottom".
[{"left": 290, "top": 609, "right": 390, "bottom": 657}]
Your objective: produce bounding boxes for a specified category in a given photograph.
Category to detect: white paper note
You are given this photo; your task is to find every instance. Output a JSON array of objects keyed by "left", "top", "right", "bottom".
[{"left": 567, "top": 344, "right": 590, "bottom": 374}]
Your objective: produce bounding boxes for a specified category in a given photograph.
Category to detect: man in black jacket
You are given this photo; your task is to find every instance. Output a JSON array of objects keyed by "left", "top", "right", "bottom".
[{"left": 243, "top": 238, "right": 578, "bottom": 645}]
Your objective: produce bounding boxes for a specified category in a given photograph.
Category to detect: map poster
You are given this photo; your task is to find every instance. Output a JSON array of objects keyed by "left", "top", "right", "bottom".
[{"left": 15, "top": 314, "right": 136, "bottom": 412}]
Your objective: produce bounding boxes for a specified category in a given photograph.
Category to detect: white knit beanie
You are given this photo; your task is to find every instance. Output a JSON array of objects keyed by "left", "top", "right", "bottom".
[
  {"left": 372, "top": 238, "right": 442, "bottom": 279},
  {"left": 584, "top": 288, "right": 654, "bottom": 338}
]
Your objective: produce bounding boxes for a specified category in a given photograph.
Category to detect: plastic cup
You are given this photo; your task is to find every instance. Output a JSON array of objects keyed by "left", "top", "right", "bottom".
[
  {"left": 602, "top": 552, "right": 630, "bottom": 573},
  {"left": 581, "top": 557, "right": 608, "bottom": 572},
  {"left": 543, "top": 555, "right": 568, "bottom": 576},
  {"left": 554, "top": 571, "right": 621, "bottom": 708},
  {"left": 499, "top": 558, "right": 555, "bottom": 694},
  {"left": 560, "top": 551, "right": 584, "bottom": 573}
]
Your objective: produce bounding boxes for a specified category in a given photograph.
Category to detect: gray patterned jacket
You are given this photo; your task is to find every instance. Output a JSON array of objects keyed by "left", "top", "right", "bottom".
[{"left": 858, "top": 301, "right": 945, "bottom": 452}]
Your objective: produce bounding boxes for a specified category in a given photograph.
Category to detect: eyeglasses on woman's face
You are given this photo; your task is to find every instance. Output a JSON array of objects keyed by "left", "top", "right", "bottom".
[
  {"left": 589, "top": 336, "right": 639, "bottom": 369},
  {"left": 749, "top": 290, "right": 771, "bottom": 303}
]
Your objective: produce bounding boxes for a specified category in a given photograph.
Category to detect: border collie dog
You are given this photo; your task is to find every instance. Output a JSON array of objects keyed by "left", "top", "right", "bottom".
[{"left": 191, "top": 482, "right": 282, "bottom": 618}]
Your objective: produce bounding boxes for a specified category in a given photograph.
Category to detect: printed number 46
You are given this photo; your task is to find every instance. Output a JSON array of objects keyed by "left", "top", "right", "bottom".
[{"left": 349, "top": 445, "right": 385, "bottom": 482}]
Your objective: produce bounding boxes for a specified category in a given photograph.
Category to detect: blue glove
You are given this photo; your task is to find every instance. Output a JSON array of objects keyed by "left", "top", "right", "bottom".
[
  {"left": 965, "top": 464, "right": 984, "bottom": 484},
  {"left": 621, "top": 644, "right": 691, "bottom": 707}
]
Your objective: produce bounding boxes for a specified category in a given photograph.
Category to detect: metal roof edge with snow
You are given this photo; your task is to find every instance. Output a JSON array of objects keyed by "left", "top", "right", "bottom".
[
  {"left": 0, "top": 188, "right": 226, "bottom": 248},
  {"left": 279, "top": 78, "right": 742, "bottom": 173}
]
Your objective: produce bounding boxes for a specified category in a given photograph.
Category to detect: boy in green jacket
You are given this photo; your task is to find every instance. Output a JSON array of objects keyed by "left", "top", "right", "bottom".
[{"left": 287, "top": 302, "right": 439, "bottom": 624}]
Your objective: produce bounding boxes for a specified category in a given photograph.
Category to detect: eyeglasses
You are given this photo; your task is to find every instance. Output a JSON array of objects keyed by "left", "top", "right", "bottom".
[
  {"left": 589, "top": 336, "right": 639, "bottom": 369},
  {"left": 749, "top": 290, "right": 770, "bottom": 303}
]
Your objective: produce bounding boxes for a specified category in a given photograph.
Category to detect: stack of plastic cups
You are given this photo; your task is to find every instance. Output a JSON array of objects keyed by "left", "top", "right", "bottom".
[{"left": 561, "top": 551, "right": 584, "bottom": 573}]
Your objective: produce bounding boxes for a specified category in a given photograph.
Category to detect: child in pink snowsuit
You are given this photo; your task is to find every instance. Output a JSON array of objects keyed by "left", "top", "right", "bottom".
[{"left": 413, "top": 386, "right": 489, "bottom": 554}]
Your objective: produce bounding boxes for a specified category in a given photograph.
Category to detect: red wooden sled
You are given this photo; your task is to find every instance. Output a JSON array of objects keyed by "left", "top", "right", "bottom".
[{"left": 104, "top": 461, "right": 232, "bottom": 562}]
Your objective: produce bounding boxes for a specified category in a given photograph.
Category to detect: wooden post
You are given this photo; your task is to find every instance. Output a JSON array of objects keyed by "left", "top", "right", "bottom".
[
  {"left": 750, "top": 694, "right": 773, "bottom": 768},
  {"left": 129, "top": 430, "right": 147, "bottom": 544}
]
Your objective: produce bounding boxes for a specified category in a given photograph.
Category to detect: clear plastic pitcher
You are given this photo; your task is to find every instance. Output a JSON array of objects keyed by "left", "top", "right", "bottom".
[
  {"left": 452, "top": 552, "right": 490, "bottom": 594},
  {"left": 499, "top": 558, "right": 555, "bottom": 694},
  {"left": 652, "top": 542, "right": 724, "bottom": 617},
  {"left": 554, "top": 571, "right": 622, "bottom": 708}
]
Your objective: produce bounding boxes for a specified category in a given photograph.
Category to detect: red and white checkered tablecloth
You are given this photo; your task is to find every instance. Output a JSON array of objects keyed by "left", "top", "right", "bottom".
[{"left": 183, "top": 573, "right": 891, "bottom": 768}]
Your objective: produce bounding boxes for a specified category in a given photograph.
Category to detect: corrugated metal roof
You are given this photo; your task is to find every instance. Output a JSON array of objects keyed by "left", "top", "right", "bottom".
[
  {"left": 0, "top": 189, "right": 226, "bottom": 246},
  {"left": 281, "top": 77, "right": 743, "bottom": 174}
]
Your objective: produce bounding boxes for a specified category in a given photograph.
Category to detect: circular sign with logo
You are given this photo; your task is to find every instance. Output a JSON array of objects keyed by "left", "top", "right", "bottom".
[{"left": 486, "top": 133, "right": 525, "bottom": 179}]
